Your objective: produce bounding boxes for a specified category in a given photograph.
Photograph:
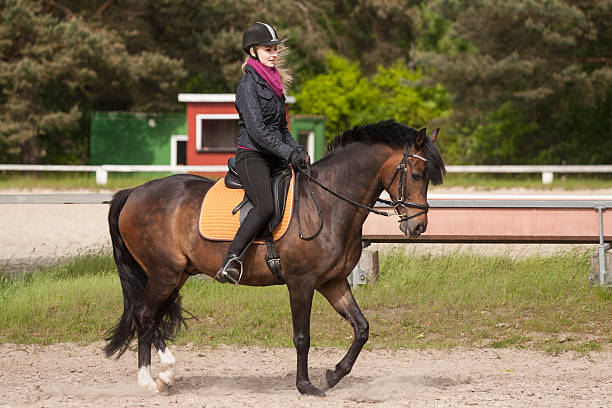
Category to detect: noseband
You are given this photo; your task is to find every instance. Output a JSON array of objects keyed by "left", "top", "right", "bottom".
[
  {"left": 296, "top": 143, "right": 430, "bottom": 240},
  {"left": 378, "top": 144, "right": 430, "bottom": 222}
]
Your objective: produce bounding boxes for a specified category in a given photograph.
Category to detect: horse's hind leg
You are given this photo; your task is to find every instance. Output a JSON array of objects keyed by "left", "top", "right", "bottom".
[
  {"left": 137, "top": 272, "right": 186, "bottom": 392},
  {"left": 139, "top": 323, "right": 176, "bottom": 392},
  {"left": 317, "top": 277, "right": 369, "bottom": 390},
  {"left": 138, "top": 336, "right": 157, "bottom": 391},
  {"left": 153, "top": 332, "right": 176, "bottom": 389},
  {"left": 152, "top": 274, "right": 188, "bottom": 389}
]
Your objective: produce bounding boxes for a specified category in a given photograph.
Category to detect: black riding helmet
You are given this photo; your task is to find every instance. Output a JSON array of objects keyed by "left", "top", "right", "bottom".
[{"left": 242, "top": 22, "right": 284, "bottom": 60}]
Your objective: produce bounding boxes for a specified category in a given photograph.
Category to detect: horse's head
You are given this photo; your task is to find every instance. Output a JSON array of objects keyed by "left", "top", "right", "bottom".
[{"left": 381, "top": 127, "right": 443, "bottom": 238}]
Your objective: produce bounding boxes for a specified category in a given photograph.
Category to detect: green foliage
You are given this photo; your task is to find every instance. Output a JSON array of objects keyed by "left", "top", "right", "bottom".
[
  {"left": 0, "top": 171, "right": 176, "bottom": 191},
  {"left": 438, "top": 173, "right": 612, "bottom": 191},
  {"left": 1, "top": 1, "right": 610, "bottom": 166},
  {"left": 295, "top": 54, "right": 380, "bottom": 141},
  {"left": 296, "top": 54, "right": 451, "bottom": 142},
  {"left": 415, "top": 0, "right": 612, "bottom": 164},
  {"left": 463, "top": 102, "right": 540, "bottom": 164},
  {"left": 45, "top": 0, "right": 421, "bottom": 91},
  {"left": 0, "top": 0, "right": 186, "bottom": 164},
  {"left": 416, "top": 2, "right": 472, "bottom": 56},
  {"left": 0, "top": 1, "right": 425, "bottom": 164},
  {"left": 2, "top": 171, "right": 611, "bottom": 191},
  {"left": 372, "top": 61, "right": 452, "bottom": 128}
]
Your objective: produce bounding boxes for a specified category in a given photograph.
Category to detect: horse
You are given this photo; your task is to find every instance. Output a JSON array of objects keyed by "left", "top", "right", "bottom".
[{"left": 104, "top": 119, "right": 445, "bottom": 396}]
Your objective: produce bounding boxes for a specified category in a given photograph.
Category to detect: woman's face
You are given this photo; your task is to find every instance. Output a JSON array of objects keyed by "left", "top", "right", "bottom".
[{"left": 251, "top": 45, "right": 278, "bottom": 67}]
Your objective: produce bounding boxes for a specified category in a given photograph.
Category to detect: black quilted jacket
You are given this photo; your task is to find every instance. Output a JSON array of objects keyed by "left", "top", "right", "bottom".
[{"left": 235, "top": 65, "right": 300, "bottom": 161}]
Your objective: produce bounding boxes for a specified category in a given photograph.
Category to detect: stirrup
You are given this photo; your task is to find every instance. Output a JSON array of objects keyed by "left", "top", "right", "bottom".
[{"left": 215, "top": 256, "right": 243, "bottom": 285}]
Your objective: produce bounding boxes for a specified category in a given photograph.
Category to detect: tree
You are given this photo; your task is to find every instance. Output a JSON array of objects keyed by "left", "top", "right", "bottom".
[
  {"left": 372, "top": 60, "right": 451, "bottom": 130},
  {"left": 296, "top": 53, "right": 451, "bottom": 142},
  {"left": 0, "top": 1, "right": 185, "bottom": 163},
  {"left": 415, "top": 0, "right": 612, "bottom": 164},
  {"left": 1, "top": 0, "right": 426, "bottom": 163},
  {"left": 296, "top": 54, "right": 380, "bottom": 141},
  {"left": 41, "top": 0, "right": 424, "bottom": 90}
]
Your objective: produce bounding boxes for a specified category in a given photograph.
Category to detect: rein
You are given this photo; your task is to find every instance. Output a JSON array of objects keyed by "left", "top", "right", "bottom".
[{"left": 295, "top": 144, "right": 430, "bottom": 241}]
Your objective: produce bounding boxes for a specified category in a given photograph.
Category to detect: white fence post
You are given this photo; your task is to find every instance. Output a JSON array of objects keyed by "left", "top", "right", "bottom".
[
  {"left": 542, "top": 172, "right": 554, "bottom": 184},
  {"left": 95, "top": 168, "right": 108, "bottom": 185}
]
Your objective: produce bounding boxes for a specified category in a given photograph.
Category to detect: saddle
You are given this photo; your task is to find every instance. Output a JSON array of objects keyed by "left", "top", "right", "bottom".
[{"left": 224, "top": 157, "right": 292, "bottom": 233}]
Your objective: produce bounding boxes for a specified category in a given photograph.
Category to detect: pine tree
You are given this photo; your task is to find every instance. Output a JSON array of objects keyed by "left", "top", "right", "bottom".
[
  {"left": 0, "top": 0, "right": 185, "bottom": 163},
  {"left": 416, "top": 0, "right": 612, "bottom": 164}
]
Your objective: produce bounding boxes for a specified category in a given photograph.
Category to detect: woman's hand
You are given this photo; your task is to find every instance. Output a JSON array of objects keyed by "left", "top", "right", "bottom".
[{"left": 290, "top": 148, "right": 310, "bottom": 171}]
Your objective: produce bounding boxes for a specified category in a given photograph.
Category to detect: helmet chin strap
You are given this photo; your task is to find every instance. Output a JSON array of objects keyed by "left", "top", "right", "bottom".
[{"left": 250, "top": 46, "right": 260, "bottom": 61}]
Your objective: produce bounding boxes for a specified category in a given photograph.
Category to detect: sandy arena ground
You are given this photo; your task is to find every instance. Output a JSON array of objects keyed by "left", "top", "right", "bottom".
[
  {"left": 1, "top": 187, "right": 611, "bottom": 407},
  {"left": 1, "top": 342, "right": 611, "bottom": 408}
]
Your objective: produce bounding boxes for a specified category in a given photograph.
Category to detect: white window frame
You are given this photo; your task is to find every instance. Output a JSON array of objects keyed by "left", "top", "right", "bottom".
[
  {"left": 305, "top": 131, "right": 315, "bottom": 162},
  {"left": 170, "top": 134, "right": 188, "bottom": 166},
  {"left": 195, "top": 113, "right": 239, "bottom": 152},
  {"left": 298, "top": 130, "right": 315, "bottom": 163}
]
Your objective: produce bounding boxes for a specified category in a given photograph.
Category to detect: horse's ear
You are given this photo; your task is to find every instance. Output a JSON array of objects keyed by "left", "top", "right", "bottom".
[
  {"left": 416, "top": 127, "right": 427, "bottom": 148},
  {"left": 429, "top": 128, "right": 440, "bottom": 144}
]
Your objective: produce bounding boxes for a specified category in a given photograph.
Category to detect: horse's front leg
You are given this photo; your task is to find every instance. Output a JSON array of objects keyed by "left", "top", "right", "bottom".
[
  {"left": 317, "top": 276, "right": 369, "bottom": 390},
  {"left": 287, "top": 280, "right": 325, "bottom": 396}
]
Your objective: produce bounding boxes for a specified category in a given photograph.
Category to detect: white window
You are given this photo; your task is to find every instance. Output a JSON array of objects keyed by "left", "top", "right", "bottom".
[{"left": 195, "top": 114, "right": 239, "bottom": 151}]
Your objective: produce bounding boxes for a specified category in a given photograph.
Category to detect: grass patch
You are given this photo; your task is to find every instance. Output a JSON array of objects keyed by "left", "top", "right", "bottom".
[
  {"left": 437, "top": 173, "right": 612, "bottom": 190},
  {"left": 1, "top": 172, "right": 611, "bottom": 191},
  {"left": 0, "top": 251, "right": 118, "bottom": 344},
  {"left": 1, "top": 250, "right": 610, "bottom": 353},
  {"left": 0, "top": 171, "right": 175, "bottom": 191}
]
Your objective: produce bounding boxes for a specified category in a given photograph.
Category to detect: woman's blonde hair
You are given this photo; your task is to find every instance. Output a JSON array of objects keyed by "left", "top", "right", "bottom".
[{"left": 242, "top": 42, "right": 293, "bottom": 91}]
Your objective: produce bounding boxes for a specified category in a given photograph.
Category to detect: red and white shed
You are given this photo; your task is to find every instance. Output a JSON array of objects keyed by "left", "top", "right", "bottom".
[{"left": 178, "top": 93, "right": 295, "bottom": 176}]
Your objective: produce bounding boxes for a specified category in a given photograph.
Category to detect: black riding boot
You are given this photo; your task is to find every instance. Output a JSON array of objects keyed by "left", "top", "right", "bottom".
[{"left": 214, "top": 208, "right": 269, "bottom": 284}]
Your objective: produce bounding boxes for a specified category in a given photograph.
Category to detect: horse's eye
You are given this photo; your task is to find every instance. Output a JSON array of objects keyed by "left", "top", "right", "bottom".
[{"left": 411, "top": 173, "right": 422, "bottom": 182}]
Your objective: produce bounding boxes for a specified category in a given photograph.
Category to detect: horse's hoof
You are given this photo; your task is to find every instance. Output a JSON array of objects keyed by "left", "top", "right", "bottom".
[
  {"left": 156, "top": 378, "right": 171, "bottom": 394},
  {"left": 297, "top": 381, "right": 326, "bottom": 397},
  {"left": 319, "top": 381, "right": 330, "bottom": 392},
  {"left": 140, "top": 382, "right": 159, "bottom": 393},
  {"left": 325, "top": 369, "right": 340, "bottom": 389}
]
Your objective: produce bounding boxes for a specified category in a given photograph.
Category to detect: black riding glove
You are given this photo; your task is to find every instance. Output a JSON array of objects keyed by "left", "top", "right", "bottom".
[{"left": 290, "top": 148, "right": 310, "bottom": 171}]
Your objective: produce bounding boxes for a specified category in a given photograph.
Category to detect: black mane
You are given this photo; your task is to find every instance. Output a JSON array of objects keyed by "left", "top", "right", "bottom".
[{"left": 323, "top": 120, "right": 446, "bottom": 185}]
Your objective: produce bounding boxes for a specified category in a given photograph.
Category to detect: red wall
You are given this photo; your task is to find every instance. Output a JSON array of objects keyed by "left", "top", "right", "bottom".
[{"left": 186, "top": 102, "right": 236, "bottom": 168}]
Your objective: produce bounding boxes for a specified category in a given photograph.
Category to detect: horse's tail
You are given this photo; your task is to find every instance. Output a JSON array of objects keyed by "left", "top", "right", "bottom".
[{"left": 104, "top": 188, "right": 146, "bottom": 359}]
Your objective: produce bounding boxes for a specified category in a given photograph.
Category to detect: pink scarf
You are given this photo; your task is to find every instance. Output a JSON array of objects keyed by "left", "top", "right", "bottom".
[{"left": 247, "top": 58, "right": 283, "bottom": 98}]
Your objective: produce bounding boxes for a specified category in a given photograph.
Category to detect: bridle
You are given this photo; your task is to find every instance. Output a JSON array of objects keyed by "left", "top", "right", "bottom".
[
  {"left": 296, "top": 143, "right": 430, "bottom": 240},
  {"left": 378, "top": 144, "right": 430, "bottom": 223}
]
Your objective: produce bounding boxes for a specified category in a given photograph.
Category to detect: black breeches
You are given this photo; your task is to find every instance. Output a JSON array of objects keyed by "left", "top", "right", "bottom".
[{"left": 228, "top": 149, "right": 276, "bottom": 256}]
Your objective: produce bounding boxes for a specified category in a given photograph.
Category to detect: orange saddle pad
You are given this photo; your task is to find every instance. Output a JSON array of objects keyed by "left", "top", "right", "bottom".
[{"left": 199, "top": 172, "right": 294, "bottom": 242}]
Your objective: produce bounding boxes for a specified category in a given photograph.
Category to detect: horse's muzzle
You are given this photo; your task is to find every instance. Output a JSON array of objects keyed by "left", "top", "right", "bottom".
[{"left": 399, "top": 219, "right": 427, "bottom": 238}]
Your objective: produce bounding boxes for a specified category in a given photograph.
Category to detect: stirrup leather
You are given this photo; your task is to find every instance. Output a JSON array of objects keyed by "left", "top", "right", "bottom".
[
  {"left": 265, "top": 240, "right": 285, "bottom": 284},
  {"left": 216, "top": 256, "right": 243, "bottom": 285}
]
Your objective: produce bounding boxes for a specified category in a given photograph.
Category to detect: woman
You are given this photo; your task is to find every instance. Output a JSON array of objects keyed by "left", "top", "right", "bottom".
[{"left": 216, "top": 22, "right": 310, "bottom": 284}]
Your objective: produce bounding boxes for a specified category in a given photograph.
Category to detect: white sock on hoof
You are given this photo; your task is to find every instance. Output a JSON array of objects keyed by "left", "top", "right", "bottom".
[
  {"left": 138, "top": 365, "right": 158, "bottom": 392},
  {"left": 157, "top": 348, "right": 176, "bottom": 385}
]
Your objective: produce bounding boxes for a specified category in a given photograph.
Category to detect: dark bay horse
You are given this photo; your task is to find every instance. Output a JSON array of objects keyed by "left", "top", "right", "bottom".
[{"left": 104, "top": 120, "right": 445, "bottom": 396}]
